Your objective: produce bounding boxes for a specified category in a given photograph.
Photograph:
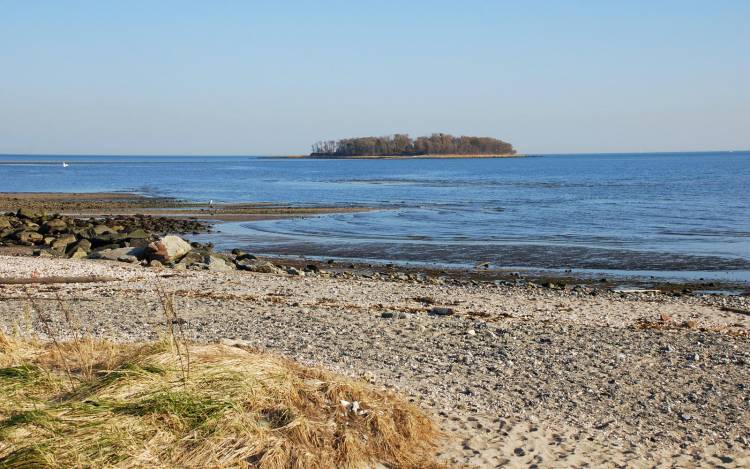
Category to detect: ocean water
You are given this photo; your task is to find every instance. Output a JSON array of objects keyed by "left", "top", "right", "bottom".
[{"left": 2, "top": 152, "right": 749, "bottom": 281}]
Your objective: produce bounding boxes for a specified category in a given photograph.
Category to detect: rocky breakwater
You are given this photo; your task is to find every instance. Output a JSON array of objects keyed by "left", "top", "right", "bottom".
[
  {"left": 0, "top": 208, "right": 317, "bottom": 275},
  {"left": 0, "top": 208, "right": 208, "bottom": 261}
]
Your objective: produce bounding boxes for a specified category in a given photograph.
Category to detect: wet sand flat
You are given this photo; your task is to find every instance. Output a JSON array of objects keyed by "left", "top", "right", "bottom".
[{"left": 0, "top": 192, "right": 371, "bottom": 222}]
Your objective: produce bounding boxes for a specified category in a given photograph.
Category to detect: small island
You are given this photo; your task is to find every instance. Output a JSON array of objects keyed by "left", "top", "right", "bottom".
[{"left": 309, "top": 133, "right": 516, "bottom": 158}]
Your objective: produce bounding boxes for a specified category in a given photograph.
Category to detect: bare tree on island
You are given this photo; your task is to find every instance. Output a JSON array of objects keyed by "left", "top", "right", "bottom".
[{"left": 310, "top": 133, "right": 515, "bottom": 157}]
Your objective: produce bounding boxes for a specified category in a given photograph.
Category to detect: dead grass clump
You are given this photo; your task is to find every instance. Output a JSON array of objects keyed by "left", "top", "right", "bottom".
[{"left": 0, "top": 335, "right": 442, "bottom": 468}]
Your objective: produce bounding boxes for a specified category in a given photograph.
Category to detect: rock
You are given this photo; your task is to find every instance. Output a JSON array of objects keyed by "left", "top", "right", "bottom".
[
  {"left": 304, "top": 264, "right": 320, "bottom": 273},
  {"left": 174, "top": 251, "right": 204, "bottom": 270},
  {"left": 381, "top": 311, "right": 395, "bottom": 319},
  {"left": 0, "top": 217, "right": 11, "bottom": 230},
  {"left": 238, "top": 261, "right": 283, "bottom": 274},
  {"left": 14, "top": 230, "right": 43, "bottom": 245},
  {"left": 467, "top": 329, "right": 476, "bottom": 336},
  {"left": 206, "top": 255, "right": 234, "bottom": 272},
  {"left": 68, "top": 248, "right": 88, "bottom": 259},
  {"left": 429, "top": 307, "right": 455, "bottom": 316},
  {"left": 17, "top": 208, "right": 44, "bottom": 219},
  {"left": 51, "top": 234, "right": 77, "bottom": 251},
  {"left": 149, "top": 260, "right": 163, "bottom": 268},
  {"left": 124, "top": 229, "right": 149, "bottom": 239},
  {"left": 236, "top": 253, "right": 257, "bottom": 261},
  {"left": 286, "top": 267, "right": 304, "bottom": 276},
  {"left": 92, "top": 224, "right": 115, "bottom": 236},
  {"left": 91, "top": 233, "right": 127, "bottom": 246},
  {"left": 88, "top": 246, "right": 146, "bottom": 261},
  {"left": 66, "top": 239, "right": 91, "bottom": 255},
  {"left": 147, "top": 235, "right": 192, "bottom": 262},
  {"left": 117, "top": 255, "right": 139, "bottom": 264},
  {"left": 41, "top": 218, "right": 67, "bottom": 234}
]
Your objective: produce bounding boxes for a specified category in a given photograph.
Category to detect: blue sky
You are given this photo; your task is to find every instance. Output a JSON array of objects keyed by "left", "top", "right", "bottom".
[{"left": 1, "top": 0, "right": 748, "bottom": 155}]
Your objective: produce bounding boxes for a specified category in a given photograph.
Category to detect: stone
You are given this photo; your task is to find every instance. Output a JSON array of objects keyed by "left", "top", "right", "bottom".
[
  {"left": 429, "top": 307, "right": 455, "bottom": 316},
  {"left": 92, "top": 224, "right": 115, "bottom": 235},
  {"left": 206, "top": 255, "right": 234, "bottom": 272},
  {"left": 124, "top": 229, "right": 149, "bottom": 239},
  {"left": 0, "top": 217, "right": 13, "bottom": 230},
  {"left": 236, "top": 253, "right": 257, "bottom": 261},
  {"left": 117, "top": 255, "right": 139, "bottom": 263},
  {"left": 239, "top": 261, "right": 282, "bottom": 274},
  {"left": 41, "top": 218, "right": 67, "bottom": 234},
  {"left": 92, "top": 233, "right": 127, "bottom": 246},
  {"left": 149, "top": 260, "right": 163, "bottom": 268},
  {"left": 68, "top": 248, "right": 88, "bottom": 259},
  {"left": 175, "top": 251, "right": 204, "bottom": 270},
  {"left": 286, "top": 267, "right": 304, "bottom": 276},
  {"left": 88, "top": 246, "right": 146, "bottom": 261},
  {"left": 14, "top": 230, "right": 43, "bottom": 245},
  {"left": 17, "top": 208, "right": 43, "bottom": 219},
  {"left": 51, "top": 234, "right": 77, "bottom": 251},
  {"left": 147, "top": 235, "right": 192, "bottom": 262},
  {"left": 67, "top": 239, "right": 92, "bottom": 254},
  {"left": 381, "top": 311, "right": 395, "bottom": 319}
]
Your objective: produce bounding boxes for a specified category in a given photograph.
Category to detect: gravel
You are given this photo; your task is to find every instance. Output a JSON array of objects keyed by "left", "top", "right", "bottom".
[{"left": 0, "top": 255, "right": 748, "bottom": 467}]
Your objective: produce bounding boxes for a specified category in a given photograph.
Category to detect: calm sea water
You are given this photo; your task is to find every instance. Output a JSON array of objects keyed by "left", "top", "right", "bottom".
[{"left": 2, "top": 152, "right": 749, "bottom": 282}]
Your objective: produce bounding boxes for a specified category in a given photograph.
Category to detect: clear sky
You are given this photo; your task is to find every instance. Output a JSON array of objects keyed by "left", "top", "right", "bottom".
[{"left": 1, "top": 0, "right": 748, "bottom": 155}]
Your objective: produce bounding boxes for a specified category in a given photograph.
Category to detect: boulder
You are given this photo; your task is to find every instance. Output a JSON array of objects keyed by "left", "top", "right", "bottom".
[
  {"left": 14, "top": 230, "right": 43, "bottom": 245},
  {"left": 88, "top": 246, "right": 146, "bottom": 261},
  {"left": 51, "top": 234, "right": 77, "bottom": 251},
  {"left": 147, "top": 235, "right": 192, "bottom": 262},
  {"left": 0, "top": 217, "right": 12, "bottom": 230},
  {"left": 124, "top": 229, "right": 149, "bottom": 239},
  {"left": 91, "top": 233, "right": 127, "bottom": 247},
  {"left": 41, "top": 218, "right": 68, "bottom": 234},
  {"left": 92, "top": 224, "right": 115, "bottom": 236},
  {"left": 68, "top": 248, "right": 89, "bottom": 259},
  {"left": 174, "top": 251, "right": 204, "bottom": 270},
  {"left": 67, "top": 239, "right": 91, "bottom": 254},
  {"left": 17, "top": 208, "right": 44, "bottom": 220}
]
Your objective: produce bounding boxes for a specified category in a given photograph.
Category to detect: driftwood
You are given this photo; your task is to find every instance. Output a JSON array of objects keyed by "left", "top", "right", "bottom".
[
  {"left": 0, "top": 276, "right": 117, "bottom": 285},
  {"left": 720, "top": 306, "right": 750, "bottom": 317}
]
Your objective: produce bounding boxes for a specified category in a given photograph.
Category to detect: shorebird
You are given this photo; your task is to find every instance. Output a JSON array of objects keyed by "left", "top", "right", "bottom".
[{"left": 62, "top": 161, "right": 69, "bottom": 168}]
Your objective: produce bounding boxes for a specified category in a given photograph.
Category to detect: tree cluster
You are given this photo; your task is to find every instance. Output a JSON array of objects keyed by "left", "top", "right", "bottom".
[{"left": 310, "top": 133, "right": 515, "bottom": 157}]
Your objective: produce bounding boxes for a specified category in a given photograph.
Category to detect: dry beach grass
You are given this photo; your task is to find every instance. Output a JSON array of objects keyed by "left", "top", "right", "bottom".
[{"left": 0, "top": 316, "right": 440, "bottom": 468}]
